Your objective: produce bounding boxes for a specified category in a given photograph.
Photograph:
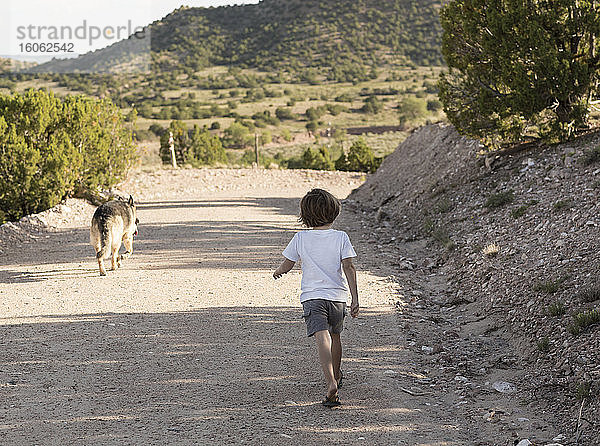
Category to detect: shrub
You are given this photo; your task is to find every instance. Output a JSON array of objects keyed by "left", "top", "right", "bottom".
[
  {"left": 553, "top": 199, "right": 572, "bottom": 211},
  {"left": 427, "top": 99, "right": 443, "bottom": 112},
  {"left": 335, "top": 93, "right": 354, "bottom": 103},
  {"left": 306, "top": 121, "right": 318, "bottom": 134},
  {"left": 568, "top": 309, "right": 600, "bottom": 335},
  {"left": 149, "top": 123, "right": 165, "bottom": 136},
  {"left": 340, "top": 138, "right": 379, "bottom": 173},
  {"left": 305, "top": 106, "right": 326, "bottom": 121},
  {"left": 361, "top": 96, "right": 383, "bottom": 114},
  {"left": 537, "top": 337, "right": 550, "bottom": 353},
  {"left": 547, "top": 301, "right": 566, "bottom": 317},
  {"left": 222, "top": 122, "right": 253, "bottom": 148},
  {"left": 275, "top": 107, "right": 296, "bottom": 120},
  {"left": 133, "top": 129, "right": 154, "bottom": 141},
  {"left": 577, "top": 285, "right": 600, "bottom": 303},
  {"left": 533, "top": 276, "right": 569, "bottom": 294},
  {"left": 301, "top": 146, "right": 334, "bottom": 170},
  {"left": 185, "top": 125, "right": 227, "bottom": 166},
  {"left": 398, "top": 96, "right": 427, "bottom": 125},
  {"left": 281, "top": 128, "right": 292, "bottom": 142},
  {"left": 485, "top": 191, "right": 514, "bottom": 208},
  {"left": 0, "top": 89, "right": 135, "bottom": 221},
  {"left": 581, "top": 145, "right": 600, "bottom": 166},
  {"left": 511, "top": 205, "right": 528, "bottom": 219}
]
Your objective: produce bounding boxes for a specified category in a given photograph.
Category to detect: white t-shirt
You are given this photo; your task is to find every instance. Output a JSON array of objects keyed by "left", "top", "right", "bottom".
[{"left": 282, "top": 229, "right": 357, "bottom": 303}]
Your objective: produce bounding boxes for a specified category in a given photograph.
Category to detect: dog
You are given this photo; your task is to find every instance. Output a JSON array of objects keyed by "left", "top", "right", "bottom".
[{"left": 90, "top": 195, "right": 138, "bottom": 276}]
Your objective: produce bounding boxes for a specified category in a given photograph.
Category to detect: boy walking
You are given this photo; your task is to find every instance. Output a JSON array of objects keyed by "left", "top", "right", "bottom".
[{"left": 273, "top": 188, "right": 359, "bottom": 407}]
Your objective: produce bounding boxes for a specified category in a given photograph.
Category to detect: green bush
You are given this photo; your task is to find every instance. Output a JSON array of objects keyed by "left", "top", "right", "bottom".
[
  {"left": 0, "top": 89, "right": 135, "bottom": 221},
  {"left": 301, "top": 146, "right": 334, "bottom": 170},
  {"left": 149, "top": 123, "right": 165, "bottom": 136},
  {"left": 398, "top": 96, "right": 427, "bottom": 125},
  {"left": 185, "top": 125, "right": 227, "bottom": 166},
  {"left": 222, "top": 122, "right": 253, "bottom": 148},
  {"left": 361, "top": 96, "right": 383, "bottom": 114},
  {"left": 240, "top": 149, "right": 275, "bottom": 168},
  {"left": 568, "top": 309, "right": 600, "bottom": 336},
  {"left": 337, "top": 138, "right": 379, "bottom": 173},
  {"left": 485, "top": 191, "right": 514, "bottom": 208},
  {"left": 427, "top": 99, "right": 443, "bottom": 112},
  {"left": 275, "top": 107, "right": 296, "bottom": 120},
  {"left": 159, "top": 121, "right": 227, "bottom": 166}
]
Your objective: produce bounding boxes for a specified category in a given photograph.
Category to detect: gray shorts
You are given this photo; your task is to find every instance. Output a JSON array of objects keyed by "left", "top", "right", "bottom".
[{"left": 302, "top": 299, "right": 347, "bottom": 337}]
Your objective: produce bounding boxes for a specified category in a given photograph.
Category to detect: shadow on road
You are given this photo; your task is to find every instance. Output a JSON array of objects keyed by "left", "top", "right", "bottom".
[
  {"left": 0, "top": 198, "right": 304, "bottom": 281},
  {"left": 0, "top": 307, "right": 464, "bottom": 445}
]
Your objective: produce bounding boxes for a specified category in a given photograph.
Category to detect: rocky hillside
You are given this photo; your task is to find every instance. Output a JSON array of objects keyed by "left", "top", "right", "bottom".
[
  {"left": 350, "top": 124, "right": 600, "bottom": 442},
  {"left": 30, "top": 0, "right": 443, "bottom": 74}
]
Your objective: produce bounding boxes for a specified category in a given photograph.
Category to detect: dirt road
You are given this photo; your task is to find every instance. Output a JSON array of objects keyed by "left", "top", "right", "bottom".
[{"left": 0, "top": 169, "right": 557, "bottom": 445}]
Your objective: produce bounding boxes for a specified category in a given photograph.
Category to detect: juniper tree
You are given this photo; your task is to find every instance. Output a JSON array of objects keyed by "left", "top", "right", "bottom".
[{"left": 439, "top": 0, "right": 600, "bottom": 146}]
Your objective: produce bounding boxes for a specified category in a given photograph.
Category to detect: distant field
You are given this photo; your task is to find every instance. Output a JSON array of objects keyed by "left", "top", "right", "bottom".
[{"left": 1, "top": 65, "right": 447, "bottom": 166}]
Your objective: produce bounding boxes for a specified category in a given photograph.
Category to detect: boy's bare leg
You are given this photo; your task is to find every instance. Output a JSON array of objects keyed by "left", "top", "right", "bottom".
[
  {"left": 314, "top": 330, "right": 337, "bottom": 398},
  {"left": 331, "top": 333, "right": 342, "bottom": 382}
]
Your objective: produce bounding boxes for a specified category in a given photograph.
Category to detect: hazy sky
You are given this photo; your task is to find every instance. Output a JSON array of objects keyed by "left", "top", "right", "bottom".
[{"left": 1, "top": 0, "right": 260, "bottom": 61}]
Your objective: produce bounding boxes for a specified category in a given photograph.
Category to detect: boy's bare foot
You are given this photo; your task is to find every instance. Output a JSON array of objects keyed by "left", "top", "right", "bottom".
[
  {"left": 322, "top": 391, "right": 341, "bottom": 407},
  {"left": 327, "top": 384, "right": 338, "bottom": 400}
]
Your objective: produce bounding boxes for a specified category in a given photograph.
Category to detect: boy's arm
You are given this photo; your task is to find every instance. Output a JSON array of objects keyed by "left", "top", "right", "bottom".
[
  {"left": 273, "top": 258, "right": 295, "bottom": 279},
  {"left": 342, "top": 257, "right": 359, "bottom": 317}
]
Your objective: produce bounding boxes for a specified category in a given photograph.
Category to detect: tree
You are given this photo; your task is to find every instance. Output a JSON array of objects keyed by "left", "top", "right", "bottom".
[
  {"left": 301, "top": 146, "right": 334, "bottom": 170},
  {"left": 0, "top": 89, "right": 135, "bottom": 221},
  {"left": 306, "top": 120, "right": 318, "bottom": 135},
  {"left": 222, "top": 122, "right": 252, "bottom": 148},
  {"left": 345, "top": 138, "right": 378, "bottom": 173},
  {"left": 275, "top": 107, "right": 295, "bottom": 120},
  {"left": 186, "top": 125, "right": 227, "bottom": 166},
  {"left": 398, "top": 96, "right": 427, "bottom": 125},
  {"left": 361, "top": 95, "right": 383, "bottom": 114},
  {"left": 439, "top": 0, "right": 600, "bottom": 146}
]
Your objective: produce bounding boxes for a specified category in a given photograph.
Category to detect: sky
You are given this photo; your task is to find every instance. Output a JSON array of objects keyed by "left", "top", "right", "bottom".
[{"left": 1, "top": 0, "right": 260, "bottom": 62}]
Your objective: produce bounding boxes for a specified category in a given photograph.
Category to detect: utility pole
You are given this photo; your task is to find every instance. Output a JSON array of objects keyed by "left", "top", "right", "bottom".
[
  {"left": 254, "top": 133, "right": 259, "bottom": 166},
  {"left": 168, "top": 131, "right": 178, "bottom": 169}
]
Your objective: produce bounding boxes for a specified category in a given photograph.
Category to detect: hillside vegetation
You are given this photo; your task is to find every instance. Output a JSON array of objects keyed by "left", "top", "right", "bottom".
[{"left": 28, "top": 0, "right": 442, "bottom": 76}]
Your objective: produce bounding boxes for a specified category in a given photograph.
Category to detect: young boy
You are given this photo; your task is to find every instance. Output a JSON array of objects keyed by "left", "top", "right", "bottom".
[{"left": 273, "top": 188, "right": 359, "bottom": 407}]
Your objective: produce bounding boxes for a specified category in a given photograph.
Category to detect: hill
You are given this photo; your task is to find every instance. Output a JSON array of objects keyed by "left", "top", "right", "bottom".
[
  {"left": 31, "top": 0, "right": 443, "bottom": 76},
  {"left": 349, "top": 124, "right": 600, "bottom": 442}
]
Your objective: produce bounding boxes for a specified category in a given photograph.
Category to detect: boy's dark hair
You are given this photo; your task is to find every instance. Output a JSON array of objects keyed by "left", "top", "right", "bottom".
[{"left": 299, "top": 188, "right": 341, "bottom": 228}]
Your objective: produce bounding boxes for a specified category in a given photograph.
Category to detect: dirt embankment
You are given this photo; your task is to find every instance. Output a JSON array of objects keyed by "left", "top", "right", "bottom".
[{"left": 350, "top": 123, "right": 600, "bottom": 443}]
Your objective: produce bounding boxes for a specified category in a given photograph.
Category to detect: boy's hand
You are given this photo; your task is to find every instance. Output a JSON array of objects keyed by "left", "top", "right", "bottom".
[
  {"left": 350, "top": 300, "right": 359, "bottom": 318},
  {"left": 273, "top": 259, "right": 295, "bottom": 280}
]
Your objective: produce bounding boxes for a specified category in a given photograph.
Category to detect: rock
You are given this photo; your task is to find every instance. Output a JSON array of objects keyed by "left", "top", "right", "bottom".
[
  {"left": 492, "top": 381, "right": 517, "bottom": 393},
  {"left": 516, "top": 440, "right": 532, "bottom": 446}
]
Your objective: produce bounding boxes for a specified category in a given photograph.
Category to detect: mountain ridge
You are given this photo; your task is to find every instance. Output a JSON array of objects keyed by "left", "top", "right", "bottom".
[{"left": 30, "top": 0, "right": 443, "bottom": 75}]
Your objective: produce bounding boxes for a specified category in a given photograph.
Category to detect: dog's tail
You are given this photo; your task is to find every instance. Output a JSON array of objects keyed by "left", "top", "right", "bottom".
[{"left": 95, "top": 217, "right": 112, "bottom": 260}]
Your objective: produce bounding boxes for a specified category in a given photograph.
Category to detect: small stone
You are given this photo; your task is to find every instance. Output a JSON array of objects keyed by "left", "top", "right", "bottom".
[{"left": 492, "top": 381, "right": 517, "bottom": 393}]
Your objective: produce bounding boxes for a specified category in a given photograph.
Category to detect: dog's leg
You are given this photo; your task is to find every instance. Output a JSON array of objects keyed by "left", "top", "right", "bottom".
[
  {"left": 111, "top": 245, "right": 121, "bottom": 270},
  {"left": 121, "top": 236, "right": 133, "bottom": 260},
  {"left": 97, "top": 254, "right": 107, "bottom": 276}
]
